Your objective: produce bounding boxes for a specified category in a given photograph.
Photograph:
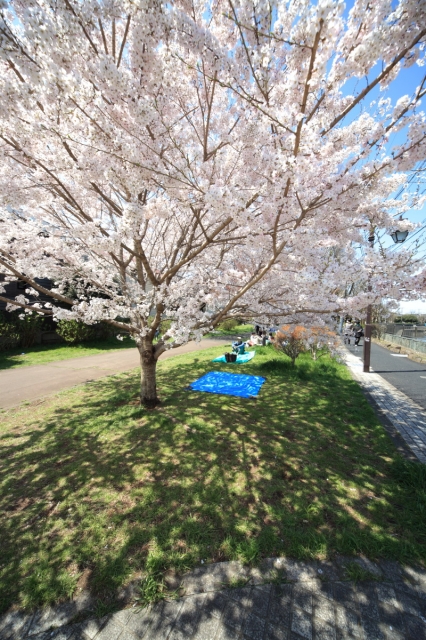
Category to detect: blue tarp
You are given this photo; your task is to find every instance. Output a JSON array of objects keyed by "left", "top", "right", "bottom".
[
  {"left": 212, "top": 351, "right": 256, "bottom": 364},
  {"left": 189, "top": 371, "right": 266, "bottom": 398}
]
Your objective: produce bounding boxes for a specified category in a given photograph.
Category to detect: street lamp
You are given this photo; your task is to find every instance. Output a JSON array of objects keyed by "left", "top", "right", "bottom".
[
  {"left": 363, "top": 225, "right": 409, "bottom": 373},
  {"left": 390, "top": 229, "right": 409, "bottom": 244}
]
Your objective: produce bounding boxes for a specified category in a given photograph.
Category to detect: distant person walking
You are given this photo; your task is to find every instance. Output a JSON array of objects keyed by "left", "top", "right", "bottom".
[
  {"left": 354, "top": 325, "right": 364, "bottom": 346},
  {"left": 343, "top": 321, "right": 353, "bottom": 345}
]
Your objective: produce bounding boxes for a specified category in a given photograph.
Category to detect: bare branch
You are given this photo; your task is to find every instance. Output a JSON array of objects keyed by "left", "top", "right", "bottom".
[
  {"left": 98, "top": 18, "right": 109, "bottom": 55},
  {"left": 117, "top": 15, "right": 131, "bottom": 69}
]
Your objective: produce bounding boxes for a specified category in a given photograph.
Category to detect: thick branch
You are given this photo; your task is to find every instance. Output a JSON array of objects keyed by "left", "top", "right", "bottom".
[
  {"left": 294, "top": 20, "right": 323, "bottom": 156},
  {"left": 98, "top": 18, "right": 109, "bottom": 55},
  {"left": 117, "top": 15, "right": 131, "bottom": 69}
]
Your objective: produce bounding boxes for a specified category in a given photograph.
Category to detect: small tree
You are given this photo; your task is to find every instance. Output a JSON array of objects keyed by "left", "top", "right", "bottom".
[
  {"left": 274, "top": 326, "right": 308, "bottom": 366},
  {"left": 305, "top": 327, "right": 339, "bottom": 361}
]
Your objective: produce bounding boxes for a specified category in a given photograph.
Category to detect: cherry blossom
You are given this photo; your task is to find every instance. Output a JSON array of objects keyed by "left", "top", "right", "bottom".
[{"left": 0, "top": 0, "right": 425, "bottom": 405}]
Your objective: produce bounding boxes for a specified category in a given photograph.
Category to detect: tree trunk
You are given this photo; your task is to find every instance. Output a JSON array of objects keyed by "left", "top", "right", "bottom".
[{"left": 138, "top": 339, "right": 160, "bottom": 408}]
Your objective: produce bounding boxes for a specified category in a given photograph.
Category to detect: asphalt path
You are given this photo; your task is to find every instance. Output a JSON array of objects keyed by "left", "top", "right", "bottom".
[
  {"left": 0, "top": 339, "right": 230, "bottom": 410},
  {"left": 349, "top": 341, "right": 426, "bottom": 411}
]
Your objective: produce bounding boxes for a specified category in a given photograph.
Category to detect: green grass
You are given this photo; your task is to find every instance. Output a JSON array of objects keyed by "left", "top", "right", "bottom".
[
  {"left": 0, "top": 344, "right": 425, "bottom": 613},
  {"left": 344, "top": 562, "right": 380, "bottom": 583},
  {"left": 207, "top": 323, "right": 254, "bottom": 337},
  {"left": 0, "top": 335, "right": 136, "bottom": 370},
  {"left": 0, "top": 322, "right": 250, "bottom": 370}
]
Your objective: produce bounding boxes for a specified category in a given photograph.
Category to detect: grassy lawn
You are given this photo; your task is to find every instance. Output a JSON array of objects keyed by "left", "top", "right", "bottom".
[
  {"left": 0, "top": 324, "right": 251, "bottom": 371},
  {"left": 0, "top": 335, "right": 136, "bottom": 370},
  {"left": 1, "top": 345, "right": 425, "bottom": 614},
  {"left": 208, "top": 323, "right": 254, "bottom": 336}
]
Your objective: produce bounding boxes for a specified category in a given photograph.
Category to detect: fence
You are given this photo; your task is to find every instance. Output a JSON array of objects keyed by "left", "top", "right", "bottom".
[
  {"left": 382, "top": 332, "right": 426, "bottom": 355},
  {"left": 384, "top": 323, "right": 426, "bottom": 340}
]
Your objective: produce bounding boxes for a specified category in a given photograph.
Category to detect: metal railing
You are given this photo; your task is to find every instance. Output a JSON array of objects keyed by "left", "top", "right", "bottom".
[{"left": 384, "top": 323, "right": 426, "bottom": 339}]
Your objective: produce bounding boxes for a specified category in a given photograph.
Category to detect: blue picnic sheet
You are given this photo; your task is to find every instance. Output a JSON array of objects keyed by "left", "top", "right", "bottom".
[
  {"left": 212, "top": 351, "right": 256, "bottom": 364},
  {"left": 189, "top": 371, "right": 265, "bottom": 398}
]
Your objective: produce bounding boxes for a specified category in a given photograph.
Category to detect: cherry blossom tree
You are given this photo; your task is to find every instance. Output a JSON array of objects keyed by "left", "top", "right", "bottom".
[{"left": 0, "top": 0, "right": 425, "bottom": 406}]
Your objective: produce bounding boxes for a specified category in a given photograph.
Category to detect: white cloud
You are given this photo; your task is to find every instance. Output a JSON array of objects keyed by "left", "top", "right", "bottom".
[{"left": 398, "top": 300, "right": 426, "bottom": 314}]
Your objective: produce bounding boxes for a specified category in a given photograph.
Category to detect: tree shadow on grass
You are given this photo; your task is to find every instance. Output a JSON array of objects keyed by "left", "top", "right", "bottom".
[{"left": 0, "top": 348, "right": 425, "bottom": 614}]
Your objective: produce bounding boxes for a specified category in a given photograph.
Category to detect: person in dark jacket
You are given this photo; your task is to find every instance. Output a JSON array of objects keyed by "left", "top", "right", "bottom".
[{"left": 354, "top": 325, "right": 364, "bottom": 346}]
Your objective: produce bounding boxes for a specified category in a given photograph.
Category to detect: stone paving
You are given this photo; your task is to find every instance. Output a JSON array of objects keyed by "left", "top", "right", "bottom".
[
  {"left": 341, "top": 347, "right": 426, "bottom": 464},
  {"left": 1, "top": 558, "right": 426, "bottom": 640}
]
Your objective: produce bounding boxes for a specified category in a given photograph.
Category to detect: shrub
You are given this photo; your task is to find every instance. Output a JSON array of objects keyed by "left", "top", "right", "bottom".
[
  {"left": 394, "top": 315, "right": 419, "bottom": 324},
  {"left": 94, "top": 322, "right": 116, "bottom": 341},
  {"left": 218, "top": 318, "right": 239, "bottom": 332},
  {"left": 274, "top": 325, "right": 308, "bottom": 365},
  {"left": 153, "top": 319, "right": 172, "bottom": 339},
  {"left": 16, "top": 312, "right": 46, "bottom": 348},
  {"left": 56, "top": 320, "right": 118, "bottom": 343},
  {"left": 0, "top": 312, "right": 19, "bottom": 351},
  {"left": 0, "top": 310, "right": 45, "bottom": 349},
  {"left": 56, "top": 319, "right": 96, "bottom": 343},
  {"left": 371, "top": 323, "right": 386, "bottom": 340},
  {"left": 275, "top": 325, "right": 340, "bottom": 365}
]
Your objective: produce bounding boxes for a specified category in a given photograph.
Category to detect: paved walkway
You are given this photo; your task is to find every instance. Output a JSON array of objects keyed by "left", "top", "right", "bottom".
[
  {"left": 349, "top": 341, "right": 426, "bottom": 411},
  {"left": 341, "top": 347, "right": 426, "bottom": 464},
  {"left": 1, "top": 558, "right": 426, "bottom": 640},
  {"left": 0, "top": 339, "right": 230, "bottom": 410}
]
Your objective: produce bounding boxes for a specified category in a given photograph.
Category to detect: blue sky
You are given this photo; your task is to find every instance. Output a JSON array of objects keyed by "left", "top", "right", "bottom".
[
  {"left": 340, "top": 0, "right": 426, "bottom": 311},
  {"left": 375, "top": 46, "right": 426, "bottom": 312},
  {"left": 341, "top": 1, "right": 426, "bottom": 227}
]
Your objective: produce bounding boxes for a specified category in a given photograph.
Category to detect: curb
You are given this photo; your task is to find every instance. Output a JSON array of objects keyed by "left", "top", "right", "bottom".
[
  {"left": 339, "top": 345, "right": 426, "bottom": 464},
  {"left": 1, "top": 558, "right": 426, "bottom": 639}
]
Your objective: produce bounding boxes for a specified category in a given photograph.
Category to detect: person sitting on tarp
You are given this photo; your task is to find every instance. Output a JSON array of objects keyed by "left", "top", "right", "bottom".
[{"left": 232, "top": 337, "right": 245, "bottom": 354}]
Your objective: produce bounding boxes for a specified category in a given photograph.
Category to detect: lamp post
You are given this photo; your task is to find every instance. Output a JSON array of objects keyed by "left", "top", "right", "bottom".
[
  {"left": 363, "top": 226, "right": 408, "bottom": 373},
  {"left": 363, "top": 233, "right": 375, "bottom": 373}
]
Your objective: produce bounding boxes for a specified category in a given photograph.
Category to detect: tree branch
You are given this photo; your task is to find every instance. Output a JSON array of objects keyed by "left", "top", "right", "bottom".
[
  {"left": 322, "top": 28, "right": 426, "bottom": 136},
  {"left": 117, "top": 15, "right": 131, "bottom": 69},
  {"left": 0, "top": 295, "right": 52, "bottom": 315}
]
